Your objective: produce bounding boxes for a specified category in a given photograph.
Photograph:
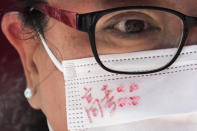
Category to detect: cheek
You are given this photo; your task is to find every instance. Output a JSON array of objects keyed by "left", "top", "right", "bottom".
[
  {"left": 35, "top": 44, "right": 68, "bottom": 129},
  {"left": 45, "top": 18, "right": 94, "bottom": 60},
  {"left": 61, "top": 33, "right": 94, "bottom": 60},
  {"left": 39, "top": 70, "right": 67, "bottom": 129}
]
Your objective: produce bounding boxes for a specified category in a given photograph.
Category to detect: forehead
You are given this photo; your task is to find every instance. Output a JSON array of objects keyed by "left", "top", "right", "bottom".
[
  {"left": 50, "top": 0, "right": 166, "bottom": 6},
  {"left": 50, "top": 0, "right": 195, "bottom": 5},
  {"left": 50, "top": 0, "right": 197, "bottom": 16}
]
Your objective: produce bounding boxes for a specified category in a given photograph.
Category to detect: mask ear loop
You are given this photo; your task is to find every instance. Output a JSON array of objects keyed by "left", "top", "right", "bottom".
[
  {"left": 38, "top": 32, "right": 64, "bottom": 72},
  {"left": 29, "top": 7, "right": 63, "bottom": 72},
  {"left": 47, "top": 120, "right": 54, "bottom": 131}
]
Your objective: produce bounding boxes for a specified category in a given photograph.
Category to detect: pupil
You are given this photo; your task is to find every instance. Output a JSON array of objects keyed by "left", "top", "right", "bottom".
[{"left": 125, "top": 20, "right": 145, "bottom": 33}]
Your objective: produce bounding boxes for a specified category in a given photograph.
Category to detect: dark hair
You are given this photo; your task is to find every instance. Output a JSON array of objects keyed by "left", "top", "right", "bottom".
[{"left": 17, "top": 0, "right": 48, "bottom": 34}]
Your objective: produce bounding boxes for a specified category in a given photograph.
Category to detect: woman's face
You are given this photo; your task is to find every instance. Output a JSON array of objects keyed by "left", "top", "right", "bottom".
[{"left": 2, "top": 0, "right": 197, "bottom": 130}]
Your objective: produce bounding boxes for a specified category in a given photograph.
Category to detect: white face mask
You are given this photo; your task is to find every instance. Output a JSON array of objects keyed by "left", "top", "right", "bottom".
[{"left": 39, "top": 33, "right": 197, "bottom": 131}]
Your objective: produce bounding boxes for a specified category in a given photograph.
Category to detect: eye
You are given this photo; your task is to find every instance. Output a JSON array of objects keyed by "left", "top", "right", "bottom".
[{"left": 114, "top": 19, "right": 149, "bottom": 34}]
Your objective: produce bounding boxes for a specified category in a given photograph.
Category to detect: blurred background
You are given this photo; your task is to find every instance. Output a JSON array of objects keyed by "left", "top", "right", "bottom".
[{"left": 0, "top": 0, "right": 48, "bottom": 130}]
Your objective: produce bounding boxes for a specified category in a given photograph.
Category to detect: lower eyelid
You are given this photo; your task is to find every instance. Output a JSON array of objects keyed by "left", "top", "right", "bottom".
[{"left": 105, "top": 25, "right": 162, "bottom": 40}]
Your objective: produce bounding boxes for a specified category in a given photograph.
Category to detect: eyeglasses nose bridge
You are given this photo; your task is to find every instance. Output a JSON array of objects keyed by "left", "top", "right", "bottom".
[{"left": 185, "top": 16, "right": 197, "bottom": 29}]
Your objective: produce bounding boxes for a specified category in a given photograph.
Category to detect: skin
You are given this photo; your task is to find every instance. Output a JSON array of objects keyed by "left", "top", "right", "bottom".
[{"left": 1, "top": 0, "right": 197, "bottom": 130}]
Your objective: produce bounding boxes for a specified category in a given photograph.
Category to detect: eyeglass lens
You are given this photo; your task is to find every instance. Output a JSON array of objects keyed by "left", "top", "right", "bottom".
[{"left": 95, "top": 9, "right": 184, "bottom": 72}]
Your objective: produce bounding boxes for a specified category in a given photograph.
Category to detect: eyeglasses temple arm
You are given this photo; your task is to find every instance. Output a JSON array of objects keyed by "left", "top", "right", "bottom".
[{"left": 34, "top": 4, "right": 77, "bottom": 29}]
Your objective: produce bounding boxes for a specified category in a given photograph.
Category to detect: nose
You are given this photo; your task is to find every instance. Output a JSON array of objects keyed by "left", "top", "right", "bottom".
[
  {"left": 185, "top": 16, "right": 197, "bottom": 45},
  {"left": 185, "top": 26, "right": 197, "bottom": 45}
]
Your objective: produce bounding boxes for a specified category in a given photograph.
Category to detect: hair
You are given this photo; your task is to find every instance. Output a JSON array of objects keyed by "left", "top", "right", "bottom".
[{"left": 17, "top": 0, "right": 48, "bottom": 34}]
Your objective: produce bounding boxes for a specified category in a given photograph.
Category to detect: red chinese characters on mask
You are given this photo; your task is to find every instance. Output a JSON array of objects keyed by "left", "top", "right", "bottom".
[
  {"left": 117, "top": 83, "right": 140, "bottom": 108},
  {"left": 81, "top": 83, "right": 140, "bottom": 123}
]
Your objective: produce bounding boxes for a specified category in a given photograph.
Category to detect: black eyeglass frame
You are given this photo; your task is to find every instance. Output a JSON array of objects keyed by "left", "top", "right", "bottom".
[{"left": 34, "top": 4, "right": 197, "bottom": 75}]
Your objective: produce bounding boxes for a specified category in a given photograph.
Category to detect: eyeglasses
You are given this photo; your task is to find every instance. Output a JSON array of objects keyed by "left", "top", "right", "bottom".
[{"left": 33, "top": 4, "right": 197, "bottom": 75}]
